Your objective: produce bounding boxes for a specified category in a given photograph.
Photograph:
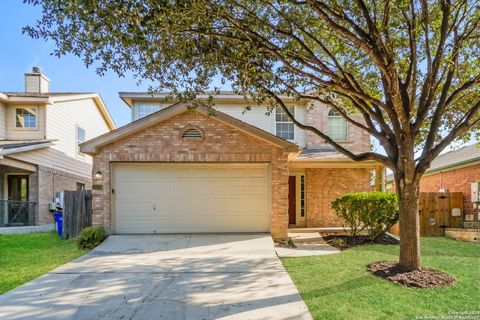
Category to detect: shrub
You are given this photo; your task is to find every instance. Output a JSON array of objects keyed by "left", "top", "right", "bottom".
[
  {"left": 331, "top": 196, "right": 363, "bottom": 236},
  {"left": 76, "top": 226, "right": 107, "bottom": 249},
  {"left": 331, "top": 192, "right": 399, "bottom": 240}
]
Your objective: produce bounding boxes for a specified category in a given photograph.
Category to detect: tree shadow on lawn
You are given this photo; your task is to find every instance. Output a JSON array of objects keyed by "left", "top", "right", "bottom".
[{"left": 304, "top": 275, "right": 376, "bottom": 298}]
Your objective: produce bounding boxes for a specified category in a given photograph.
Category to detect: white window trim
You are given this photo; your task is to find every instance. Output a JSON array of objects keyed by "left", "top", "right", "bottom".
[
  {"left": 275, "top": 105, "right": 295, "bottom": 141},
  {"left": 14, "top": 106, "right": 39, "bottom": 130},
  {"left": 76, "top": 125, "right": 86, "bottom": 157},
  {"left": 327, "top": 110, "right": 348, "bottom": 141},
  {"left": 133, "top": 103, "right": 161, "bottom": 120}
]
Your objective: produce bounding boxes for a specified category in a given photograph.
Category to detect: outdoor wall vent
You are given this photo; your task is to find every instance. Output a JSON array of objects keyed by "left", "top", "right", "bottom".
[{"left": 182, "top": 128, "right": 203, "bottom": 138}]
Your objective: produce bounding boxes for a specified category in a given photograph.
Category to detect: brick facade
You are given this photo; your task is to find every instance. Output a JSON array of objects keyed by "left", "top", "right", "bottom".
[
  {"left": 305, "top": 168, "right": 371, "bottom": 227},
  {"left": 420, "top": 164, "right": 480, "bottom": 223},
  {"left": 305, "top": 101, "right": 370, "bottom": 153},
  {"left": 91, "top": 110, "right": 290, "bottom": 239},
  {"left": 37, "top": 166, "right": 91, "bottom": 224}
]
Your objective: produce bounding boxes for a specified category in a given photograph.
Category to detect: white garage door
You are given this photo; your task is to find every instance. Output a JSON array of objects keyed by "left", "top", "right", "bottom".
[{"left": 112, "top": 163, "right": 270, "bottom": 233}]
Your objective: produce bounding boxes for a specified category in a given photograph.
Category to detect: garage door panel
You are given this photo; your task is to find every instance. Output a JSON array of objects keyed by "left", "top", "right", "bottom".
[{"left": 113, "top": 163, "right": 270, "bottom": 233}]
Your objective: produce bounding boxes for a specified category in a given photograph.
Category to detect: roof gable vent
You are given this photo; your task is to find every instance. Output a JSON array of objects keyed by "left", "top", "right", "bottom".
[{"left": 182, "top": 128, "right": 203, "bottom": 138}]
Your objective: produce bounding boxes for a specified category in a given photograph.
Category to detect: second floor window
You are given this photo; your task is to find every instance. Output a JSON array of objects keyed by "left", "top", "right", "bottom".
[
  {"left": 77, "top": 126, "right": 86, "bottom": 156},
  {"left": 134, "top": 103, "right": 161, "bottom": 120},
  {"left": 15, "top": 107, "right": 37, "bottom": 129},
  {"left": 328, "top": 110, "right": 348, "bottom": 141},
  {"left": 276, "top": 106, "right": 295, "bottom": 140}
]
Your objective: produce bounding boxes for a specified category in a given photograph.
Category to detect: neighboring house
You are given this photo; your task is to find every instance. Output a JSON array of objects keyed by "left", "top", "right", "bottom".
[
  {"left": 0, "top": 67, "right": 115, "bottom": 230},
  {"left": 386, "top": 143, "right": 480, "bottom": 227},
  {"left": 81, "top": 92, "right": 384, "bottom": 239}
]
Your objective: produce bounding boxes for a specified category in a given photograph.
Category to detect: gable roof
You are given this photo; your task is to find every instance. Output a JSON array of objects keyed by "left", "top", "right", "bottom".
[
  {"left": 427, "top": 143, "right": 480, "bottom": 173},
  {"left": 80, "top": 102, "right": 299, "bottom": 154},
  {"left": 0, "top": 92, "right": 116, "bottom": 130}
]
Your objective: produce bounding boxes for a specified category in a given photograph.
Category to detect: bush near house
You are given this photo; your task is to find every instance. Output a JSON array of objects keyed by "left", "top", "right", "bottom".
[
  {"left": 332, "top": 192, "right": 399, "bottom": 240},
  {"left": 76, "top": 226, "right": 107, "bottom": 249}
]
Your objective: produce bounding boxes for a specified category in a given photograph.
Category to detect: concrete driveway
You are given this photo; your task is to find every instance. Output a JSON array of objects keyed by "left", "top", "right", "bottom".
[{"left": 0, "top": 234, "right": 312, "bottom": 320}]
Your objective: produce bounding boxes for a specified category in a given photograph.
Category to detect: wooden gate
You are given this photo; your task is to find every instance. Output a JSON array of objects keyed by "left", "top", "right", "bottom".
[
  {"left": 63, "top": 190, "right": 92, "bottom": 239},
  {"left": 419, "top": 192, "right": 463, "bottom": 236},
  {"left": 390, "top": 192, "right": 464, "bottom": 236}
]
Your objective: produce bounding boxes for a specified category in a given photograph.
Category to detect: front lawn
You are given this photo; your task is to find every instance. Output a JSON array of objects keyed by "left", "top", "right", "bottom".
[
  {"left": 282, "top": 237, "right": 479, "bottom": 320},
  {"left": 0, "top": 231, "right": 88, "bottom": 295}
]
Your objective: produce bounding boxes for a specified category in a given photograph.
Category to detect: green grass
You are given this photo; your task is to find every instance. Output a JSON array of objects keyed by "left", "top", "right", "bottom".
[
  {"left": 0, "top": 231, "right": 88, "bottom": 295},
  {"left": 282, "top": 237, "right": 480, "bottom": 320}
]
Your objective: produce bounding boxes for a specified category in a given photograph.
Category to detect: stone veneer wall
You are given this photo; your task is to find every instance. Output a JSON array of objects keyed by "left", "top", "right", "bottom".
[
  {"left": 305, "top": 167, "right": 371, "bottom": 227},
  {"left": 91, "top": 110, "right": 290, "bottom": 239}
]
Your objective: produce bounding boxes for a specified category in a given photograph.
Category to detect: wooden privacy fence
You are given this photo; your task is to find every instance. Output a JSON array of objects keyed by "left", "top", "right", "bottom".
[
  {"left": 390, "top": 192, "right": 464, "bottom": 236},
  {"left": 63, "top": 190, "right": 92, "bottom": 239}
]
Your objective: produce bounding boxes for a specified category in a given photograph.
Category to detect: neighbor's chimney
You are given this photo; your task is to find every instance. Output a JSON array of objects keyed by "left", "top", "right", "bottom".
[{"left": 25, "top": 67, "right": 50, "bottom": 93}]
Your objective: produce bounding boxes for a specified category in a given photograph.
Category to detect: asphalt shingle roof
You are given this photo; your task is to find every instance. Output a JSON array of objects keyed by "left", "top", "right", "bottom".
[{"left": 387, "top": 143, "right": 480, "bottom": 182}]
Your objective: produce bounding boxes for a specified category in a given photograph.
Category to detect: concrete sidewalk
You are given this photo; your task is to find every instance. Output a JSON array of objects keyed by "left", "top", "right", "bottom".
[{"left": 0, "top": 234, "right": 312, "bottom": 320}]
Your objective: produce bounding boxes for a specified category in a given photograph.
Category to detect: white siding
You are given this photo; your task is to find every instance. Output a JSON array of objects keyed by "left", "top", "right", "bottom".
[
  {"left": 0, "top": 102, "right": 6, "bottom": 139},
  {"left": 217, "top": 104, "right": 307, "bottom": 148},
  {"left": 25, "top": 75, "right": 40, "bottom": 93},
  {"left": 8, "top": 148, "right": 92, "bottom": 178},
  {"left": 45, "top": 98, "right": 111, "bottom": 176},
  {"left": 6, "top": 105, "right": 46, "bottom": 140}
]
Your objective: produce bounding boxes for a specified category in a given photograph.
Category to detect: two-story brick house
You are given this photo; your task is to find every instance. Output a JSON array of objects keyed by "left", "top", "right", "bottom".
[
  {"left": 81, "top": 92, "right": 383, "bottom": 239},
  {"left": 0, "top": 68, "right": 115, "bottom": 230}
]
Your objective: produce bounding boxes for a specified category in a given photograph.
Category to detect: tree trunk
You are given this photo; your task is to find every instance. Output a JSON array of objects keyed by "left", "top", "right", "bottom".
[{"left": 397, "top": 181, "right": 421, "bottom": 271}]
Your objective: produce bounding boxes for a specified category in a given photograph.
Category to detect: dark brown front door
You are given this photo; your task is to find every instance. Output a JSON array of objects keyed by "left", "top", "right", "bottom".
[
  {"left": 8, "top": 175, "right": 29, "bottom": 201},
  {"left": 7, "top": 175, "right": 29, "bottom": 225},
  {"left": 288, "top": 176, "right": 296, "bottom": 225}
]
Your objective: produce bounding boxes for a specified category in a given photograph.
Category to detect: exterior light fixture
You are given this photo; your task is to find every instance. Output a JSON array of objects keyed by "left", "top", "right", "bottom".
[{"left": 95, "top": 171, "right": 102, "bottom": 179}]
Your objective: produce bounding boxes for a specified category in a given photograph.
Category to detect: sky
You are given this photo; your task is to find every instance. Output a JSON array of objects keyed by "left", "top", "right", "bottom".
[{"left": 0, "top": 2, "right": 152, "bottom": 127}]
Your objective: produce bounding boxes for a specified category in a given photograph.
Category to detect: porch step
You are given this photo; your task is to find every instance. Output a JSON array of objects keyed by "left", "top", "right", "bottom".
[
  {"left": 288, "top": 232, "right": 325, "bottom": 243},
  {"left": 288, "top": 227, "right": 349, "bottom": 234}
]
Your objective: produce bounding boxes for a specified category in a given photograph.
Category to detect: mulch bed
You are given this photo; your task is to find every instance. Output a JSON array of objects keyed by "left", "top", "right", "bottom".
[
  {"left": 323, "top": 234, "right": 399, "bottom": 250},
  {"left": 367, "top": 261, "right": 456, "bottom": 288}
]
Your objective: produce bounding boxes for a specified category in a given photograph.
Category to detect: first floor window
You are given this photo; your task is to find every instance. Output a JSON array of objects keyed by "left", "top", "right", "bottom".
[
  {"left": 77, "top": 126, "right": 86, "bottom": 156},
  {"left": 15, "top": 107, "right": 37, "bottom": 129},
  {"left": 76, "top": 182, "right": 85, "bottom": 191},
  {"left": 275, "top": 106, "right": 295, "bottom": 140},
  {"left": 327, "top": 110, "right": 348, "bottom": 141}
]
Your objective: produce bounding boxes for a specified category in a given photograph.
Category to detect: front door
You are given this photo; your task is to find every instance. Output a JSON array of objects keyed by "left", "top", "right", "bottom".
[
  {"left": 7, "top": 175, "right": 29, "bottom": 225},
  {"left": 288, "top": 176, "right": 296, "bottom": 225}
]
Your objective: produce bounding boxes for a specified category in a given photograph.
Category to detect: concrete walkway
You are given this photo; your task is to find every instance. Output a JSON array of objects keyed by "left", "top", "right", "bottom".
[{"left": 0, "top": 234, "right": 312, "bottom": 320}]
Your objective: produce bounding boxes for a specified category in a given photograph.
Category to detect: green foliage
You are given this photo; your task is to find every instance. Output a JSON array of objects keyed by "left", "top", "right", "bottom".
[
  {"left": 76, "top": 226, "right": 107, "bottom": 250},
  {"left": 331, "top": 195, "right": 363, "bottom": 237},
  {"left": 331, "top": 192, "right": 399, "bottom": 240},
  {"left": 22, "top": 0, "right": 480, "bottom": 148}
]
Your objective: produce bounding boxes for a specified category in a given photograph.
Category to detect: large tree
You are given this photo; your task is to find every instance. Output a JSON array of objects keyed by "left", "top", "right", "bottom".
[{"left": 25, "top": 0, "right": 479, "bottom": 271}]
